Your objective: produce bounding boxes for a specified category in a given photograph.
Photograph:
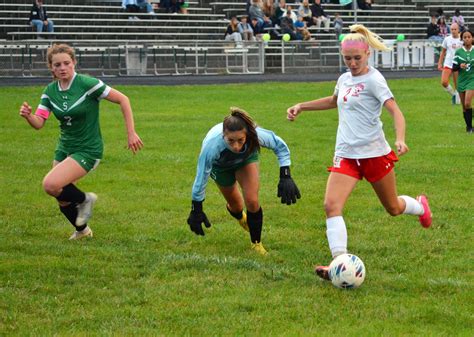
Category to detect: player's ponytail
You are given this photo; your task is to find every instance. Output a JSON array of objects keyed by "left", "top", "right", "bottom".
[
  {"left": 223, "top": 107, "right": 261, "bottom": 155},
  {"left": 342, "top": 24, "right": 391, "bottom": 52},
  {"left": 46, "top": 43, "right": 76, "bottom": 79}
]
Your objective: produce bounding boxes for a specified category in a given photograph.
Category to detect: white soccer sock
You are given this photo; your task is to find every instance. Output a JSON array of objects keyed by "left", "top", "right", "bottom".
[
  {"left": 400, "top": 195, "right": 424, "bottom": 216},
  {"left": 326, "top": 216, "right": 348, "bottom": 258},
  {"left": 444, "top": 84, "right": 456, "bottom": 96}
]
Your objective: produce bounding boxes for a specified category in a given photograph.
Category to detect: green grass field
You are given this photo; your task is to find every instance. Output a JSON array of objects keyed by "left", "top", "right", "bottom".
[{"left": 1, "top": 78, "right": 473, "bottom": 336}]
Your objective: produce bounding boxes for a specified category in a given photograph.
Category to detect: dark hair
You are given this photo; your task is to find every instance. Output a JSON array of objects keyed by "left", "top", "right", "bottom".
[
  {"left": 455, "top": 8, "right": 461, "bottom": 16},
  {"left": 223, "top": 107, "right": 260, "bottom": 154},
  {"left": 461, "top": 29, "right": 474, "bottom": 40}
]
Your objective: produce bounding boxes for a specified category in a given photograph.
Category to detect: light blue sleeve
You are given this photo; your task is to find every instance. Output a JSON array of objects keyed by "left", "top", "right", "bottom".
[
  {"left": 191, "top": 125, "right": 225, "bottom": 202},
  {"left": 256, "top": 127, "right": 291, "bottom": 167}
]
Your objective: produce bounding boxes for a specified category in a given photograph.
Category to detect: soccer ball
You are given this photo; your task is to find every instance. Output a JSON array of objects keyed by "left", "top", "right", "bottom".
[{"left": 328, "top": 254, "right": 366, "bottom": 289}]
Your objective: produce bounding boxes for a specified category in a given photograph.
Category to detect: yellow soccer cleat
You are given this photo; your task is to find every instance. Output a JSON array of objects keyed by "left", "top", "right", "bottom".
[
  {"left": 251, "top": 242, "right": 268, "bottom": 255},
  {"left": 238, "top": 211, "right": 249, "bottom": 232}
]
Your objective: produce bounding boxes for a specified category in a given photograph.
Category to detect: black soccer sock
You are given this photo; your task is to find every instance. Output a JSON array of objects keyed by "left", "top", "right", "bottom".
[
  {"left": 56, "top": 184, "right": 86, "bottom": 204},
  {"left": 226, "top": 204, "right": 243, "bottom": 220},
  {"left": 247, "top": 207, "right": 263, "bottom": 243},
  {"left": 464, "top": 108, "right": 473, "bottom": 130},
  {"left": 59, "top": 203, "right": 86, "bottom": 230}
]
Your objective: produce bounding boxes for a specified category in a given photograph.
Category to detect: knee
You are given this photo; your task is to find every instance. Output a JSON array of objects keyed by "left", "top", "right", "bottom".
[
  {"left": 42, "top": 177, "right": 61, "bottom": 197},
  {"left": 245, "top": 198, "right": 260, "bottom": 213},
  {"left": 324, "top": 199, "right": 343, "bottom": 217},
  {"left": 385, "top": 205, "right": 403, "bottom": 217}
]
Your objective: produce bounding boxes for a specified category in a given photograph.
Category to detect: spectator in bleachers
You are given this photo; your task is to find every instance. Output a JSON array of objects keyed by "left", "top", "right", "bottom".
[
  {"left": 452, "top": 9, "right": 465, "bottom": 33},
  {"left": 274, "top": 0, "right": 286, "bottom": 26},
  {"left": 427, "top": 15, "right": 443, "bottom": 44},
  {"left": 295, "top": 15, "right": 312, "bottom": 40},
  {"left": 250, "top": 17, "right": 265, "bottom": 39},
  {"left": 298, "top": 0, "right": 313, "bottom": 27},
  {"left": 280, "top": 7, "right": 299, "bottom": 40},
  {"left": 249, "top": 0, "right": 273, "bottom": 30},
  {"left": 263, "top": 0, "right": 277, "bottom": 25},
  {"left": 225, "top": 16, "right": 244, "bottom": 45},
  {"left": 310, "top": 0, "right": 330, "bottom": 33},
  {"left": 122, "top": 0, "right": 155, "bottom": 19},
  {"left": 29, "top": 0, "right": 54, "bottom": 37},
  {"left": 438, "top": 16, "right": 450, "bottom": 38},
  {"left": 238, "top": 16, "right": 256, "bottom": 41},
  {"left": 356, "top": 0, "right": 372, "bottom": 11},
  {"left": 333, "top": 12, "right": 343, "bottom": 40}
]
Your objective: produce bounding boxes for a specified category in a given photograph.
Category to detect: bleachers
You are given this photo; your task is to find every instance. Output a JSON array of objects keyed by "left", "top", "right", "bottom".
[{"left": 1, "top": 0, "right": 474, "bottom": 75}]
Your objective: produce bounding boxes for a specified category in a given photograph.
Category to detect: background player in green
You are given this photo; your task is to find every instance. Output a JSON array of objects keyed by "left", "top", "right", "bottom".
[
  {"left": 453, "top": 29, "right": 474, "bottom": 133},
  {"left": 19, "top": 44, "right": 144, "bottom": 240}
]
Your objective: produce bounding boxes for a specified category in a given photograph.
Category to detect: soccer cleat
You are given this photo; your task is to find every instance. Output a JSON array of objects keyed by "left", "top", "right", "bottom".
[
  {"left": 416, "top": 194, "right": 432, "bottom": 228},
  {"left": 69, "top": 226, "right": 93, "bottom": 240},
  {"left": 238, "top": 211, "right": 249, "bottom": 232},
  {"left": 315, "top": 265, "right": 331, "bottom": 281},
  {"left": 251, "top": 242, "right": 268, "bottom": 255},
  {"left": 76, "top": 192, "right": 97, "bottom": 227}
]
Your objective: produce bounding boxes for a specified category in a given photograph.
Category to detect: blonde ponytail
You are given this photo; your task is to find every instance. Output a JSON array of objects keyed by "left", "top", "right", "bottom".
[{"left": 343, "top": 24, "right": 391, "bottom": 52}]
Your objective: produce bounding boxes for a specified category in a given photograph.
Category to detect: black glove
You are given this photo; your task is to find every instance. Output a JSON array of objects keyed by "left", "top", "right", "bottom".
[
  {"left": 277, "top": 166, "right": 301, "bottom": 205},
  {"left": 187, "top": 200, "right": 211, "bottom": 236}
]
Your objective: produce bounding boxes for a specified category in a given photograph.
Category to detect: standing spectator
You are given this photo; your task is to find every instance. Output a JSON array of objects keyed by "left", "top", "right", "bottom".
[
  {"left": 427, "top": 15, "right": 443, "bottom": 44},
  {"left": 333, "top": 12, "right": 343, "bottom": 40},
  {"left": 452, "top": 9, "right": 465, "bottom": 33},
  {"left": 29, "top": 0, "right": 54, "bottom": 37},
  {"left": 310, "top": 0, "right": 330, "bottom": 33},
  {"left": 280, "top": 7, "right": 298, "bottom": 40},
  {"left": 298, "top": 0, "right": 313, "bottom": 27},
  {"left": 238, "top": 16, "right": 255, "bottom": 41},
  {"left": 225, "top": 16, "right": 243, "bottom": 45}
]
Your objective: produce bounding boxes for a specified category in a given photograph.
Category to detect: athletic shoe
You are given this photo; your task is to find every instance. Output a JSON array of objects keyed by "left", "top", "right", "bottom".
[
  {"left": 69, "top": 226, "right": 93, "bottom": 240},
  {"left": 416, "top": 194, "right": 432, "bottom": 228},
  {"left": 238, "top": 211, "right": 249, "bottom": 232},
  {"left": 76, "top": 192, "right": 97, "bottom": 227},
  {"left": 315, "top": 265, "right": 331, "bottom": 281},
  {"left": 466, "top": 127, "right": 473, "bottom": 133},
  {"left": 251, "top": 242, "right": 268, "bottom": 255}
]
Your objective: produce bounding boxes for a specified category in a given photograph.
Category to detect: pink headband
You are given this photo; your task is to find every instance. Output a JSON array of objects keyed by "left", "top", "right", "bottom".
[{"left": 341, "top": 40, "right": 369, "bottom": 51}]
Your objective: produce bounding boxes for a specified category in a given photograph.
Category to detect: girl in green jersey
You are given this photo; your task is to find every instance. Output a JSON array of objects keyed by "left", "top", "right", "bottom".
[{"left": 19, "top": 44, "right": 144, "bottom": 240}]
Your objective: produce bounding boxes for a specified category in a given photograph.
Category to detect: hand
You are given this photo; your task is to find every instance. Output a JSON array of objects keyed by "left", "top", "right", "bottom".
[
  {"left": 19, "top": 102, "right": 32, "bottom": 119},
  {"left": 127, "top": 132, "right": 144, "bottom": 154},
  {"left": 187, "top": 200, "right": 211, "bottom": 236},
  {"left": 395, "top": 140, "right": 409, "bottom": 156},
  {"left": 277, "top": 166, "right": 301, "bottom": 205},
  {"left": 437, "top": 64, "right": 443, "bottom": 71},
  {"left": 287, "top": 104, "right": 302, "bottom": 121}
]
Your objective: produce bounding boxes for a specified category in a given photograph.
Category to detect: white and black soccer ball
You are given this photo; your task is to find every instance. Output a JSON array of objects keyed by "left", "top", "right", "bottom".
[{"left": 328, "top": 254, "right": 366, "bottom": 289}]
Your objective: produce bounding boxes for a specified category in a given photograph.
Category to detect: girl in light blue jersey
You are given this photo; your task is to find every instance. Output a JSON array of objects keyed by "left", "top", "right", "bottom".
[{"left": 187, "top": 107, "right": 300, "bottom": 255}]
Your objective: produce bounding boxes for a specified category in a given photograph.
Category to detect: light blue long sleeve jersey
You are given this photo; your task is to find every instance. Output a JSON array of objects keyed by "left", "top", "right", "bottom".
[{"left": 192, "top": 123, "right": 292, "bottom": 202}]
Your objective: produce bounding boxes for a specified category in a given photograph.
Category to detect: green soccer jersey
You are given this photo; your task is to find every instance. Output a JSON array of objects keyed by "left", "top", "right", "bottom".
[
  {"left": 37, "top": 73, "right": 110, "bottom": 158},
  {"left": 453, "top": 47, "right": 474, "bottom": 92}
]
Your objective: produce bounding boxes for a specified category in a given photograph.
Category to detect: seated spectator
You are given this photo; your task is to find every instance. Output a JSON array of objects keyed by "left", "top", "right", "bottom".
[
  {"left": 249, "top": 0, "right": 273, "bottom": 30},
  {"left": 452, "top": 9, "right": 465, "bottom": 33},
  {"left": 357, "top": 0, "right": 372, "bottom": 11},
  {"left": 250, "top": 17, "right": 265, "bottom": 39},
  {"left": 310, "top": 0, "right": 330, "bottom": 33},
  {"left": 263, "top": 0, "right": 277, "bottom": 25},
  {"left": 122, "top": 0, "right": 155, "bottom": 19},
  {"left": 298, "top": 0, "right": 313, "bottom": 27},
  {"left": 225, "top": 16, "right": 243, "bottom": 45},
  {"left": 438, "top": 16, "right": 450, "bottom": 38},
  {"left": 29, "top": 0, "right": 54, "bottom": 36},
  {"left": 274, "top": 0, "right": 286, "bottom": 26},
  {"left": 427, "top": 15, "right": 443, "bottom": 44},
  {"left": 333, "top": 12, "right": 343, "bottom": 40},
  {"left": 238, "top": 16, "right": 256, "bottom": 41},
  {"left": 295, "top": 16, "right": 312, "bottom": 40},
  {"left": 279, "top": 7, "right": 298, "bottom": 40}
]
